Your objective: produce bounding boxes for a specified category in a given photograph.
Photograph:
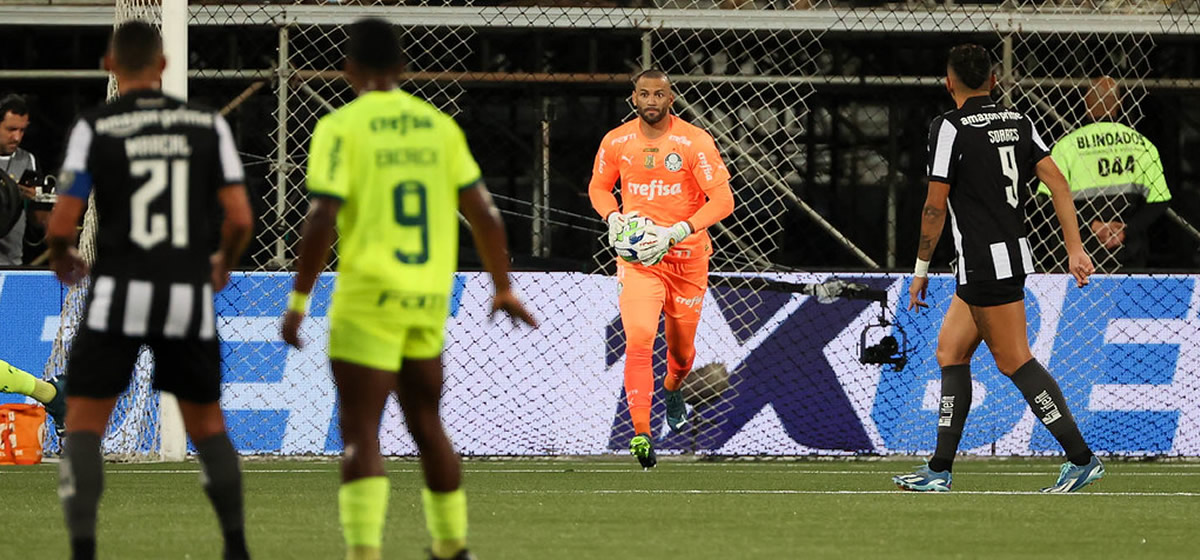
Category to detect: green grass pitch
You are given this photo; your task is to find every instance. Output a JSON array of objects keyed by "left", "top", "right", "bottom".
[{"left": 3, "top": 458, "right": 1198, "bottom": 559}]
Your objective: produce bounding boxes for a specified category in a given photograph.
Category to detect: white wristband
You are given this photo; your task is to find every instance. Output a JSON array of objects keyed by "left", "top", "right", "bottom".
[{"left": 913, "top": 259, "right": 930, "bottom": 278}]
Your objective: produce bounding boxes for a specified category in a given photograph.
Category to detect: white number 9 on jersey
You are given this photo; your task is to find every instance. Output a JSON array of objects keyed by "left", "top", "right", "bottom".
[{"left": 998, "top": 145, "right": 1019, "bottom": 209}]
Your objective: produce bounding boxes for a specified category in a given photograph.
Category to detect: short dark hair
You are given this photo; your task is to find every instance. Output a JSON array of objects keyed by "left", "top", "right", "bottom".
[
  {"left": 0, "top": 95, "right": 28, "bottom": 120},
  {"left": 947, "top": 44, "right": 993, "bottom": 90},
  {"left": 346, "top": 18, "right": 403, "bottom": 72},
  {"left": 633, "top": 68, "right": 671, "bottom": 88},
  {"left": 110, "top": 20, "right": 162, "bottom": 72}
]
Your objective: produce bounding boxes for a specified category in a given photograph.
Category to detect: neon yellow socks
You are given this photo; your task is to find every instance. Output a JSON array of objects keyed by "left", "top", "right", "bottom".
[
  {"left": 422, "top": 488, "right": 468, "bottom": 559},
  {"left": 338, "top": 478, "right": 468, "bottom": 559},
  {"left": 339, "top": 476, "right": 390, "bottom": 558},
  {"left": 0, "top": 359, "right": 55, "bottom": 403},
  {"left": 344, "top": 546, "right": 381, "bottom": 560},
  {"left": 31, "top": 379, "right": 57, "bottom": 406}
]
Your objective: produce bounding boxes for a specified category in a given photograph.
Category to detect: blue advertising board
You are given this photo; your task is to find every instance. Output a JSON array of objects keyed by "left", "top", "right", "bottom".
[{"left": 1, "top": 271, "right": 1195, "bottom": 456}]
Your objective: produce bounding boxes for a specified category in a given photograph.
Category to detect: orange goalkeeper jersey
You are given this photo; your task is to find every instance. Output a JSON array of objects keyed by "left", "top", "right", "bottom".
[{"left": 588, "top": 115, "right": 734, "bottom": 257}]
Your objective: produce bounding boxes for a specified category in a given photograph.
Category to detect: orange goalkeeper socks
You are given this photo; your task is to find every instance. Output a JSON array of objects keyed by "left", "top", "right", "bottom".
[
  {"left": 625, "top": 345, "right": 654, "bottom": 435},
  {"left": 630, "top": 406, "right": 652, "bottom": 436}
]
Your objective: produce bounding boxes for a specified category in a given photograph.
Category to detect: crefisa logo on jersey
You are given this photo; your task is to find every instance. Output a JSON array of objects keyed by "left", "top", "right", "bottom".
[
  {"left": 696, "top": 152, "right": 715, "bottom": 181},
  {"left": 626, "top": 179, "right": 683, "bottom": 200},
  {"left": 664, "top": 152, "right": 683, "bottom": 172}
]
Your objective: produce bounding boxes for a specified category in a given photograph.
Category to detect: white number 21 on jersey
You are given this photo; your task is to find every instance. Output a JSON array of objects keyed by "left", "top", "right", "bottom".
[
  {"left": 130, "top": 159, "right": 190, "bottom": 249},
  {"left": 998, "top": 145, "right": 1019, "bottom": 209}
]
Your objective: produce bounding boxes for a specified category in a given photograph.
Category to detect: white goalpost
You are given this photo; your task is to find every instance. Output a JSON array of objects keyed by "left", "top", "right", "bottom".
[
  {"left": 42, "top": 0, "right": 190, "bottom": 462},
  {"left": 158, "top": 0, "right": 189, "bottom": 463}
]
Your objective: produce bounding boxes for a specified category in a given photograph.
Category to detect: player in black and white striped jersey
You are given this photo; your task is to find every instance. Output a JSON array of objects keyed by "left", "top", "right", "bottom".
[
  {"left": 46, "top": 21, "right": 253, "bottom": 560},
  {"left": 894, "top": 44, "right": 1104, "bottom": 494},
  {"left": 926, "top": 88, "right": 1046, "bottom": 299}
]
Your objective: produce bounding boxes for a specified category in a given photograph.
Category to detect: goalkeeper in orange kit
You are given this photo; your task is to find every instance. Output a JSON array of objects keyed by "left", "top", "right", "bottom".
[{"left": 587, "top": 69, "right": 734, "bottom": 468}]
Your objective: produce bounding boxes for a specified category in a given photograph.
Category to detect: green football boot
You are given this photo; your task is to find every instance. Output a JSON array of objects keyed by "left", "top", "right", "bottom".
[{"left": 629, "top": 433, "right": 657, "bottom": 469}]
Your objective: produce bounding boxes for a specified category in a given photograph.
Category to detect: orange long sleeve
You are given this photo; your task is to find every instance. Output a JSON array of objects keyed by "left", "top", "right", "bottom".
[
  {"left": 589, "top": 180, "right": 620, "bottom": 220},
  {"left": 588, "top": 135, "right": 621, "bottom": 220},
  {"left": 687, "top": 180, "right": 734, "bottom": 231}
]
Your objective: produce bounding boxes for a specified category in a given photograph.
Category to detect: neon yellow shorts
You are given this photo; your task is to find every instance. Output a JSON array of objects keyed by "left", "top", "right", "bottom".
[{"left": 328, "top": 314, "right": 445, "bottom": 371}]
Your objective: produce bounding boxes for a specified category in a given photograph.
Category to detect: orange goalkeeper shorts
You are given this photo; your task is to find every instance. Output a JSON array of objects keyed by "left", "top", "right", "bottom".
[{"left": 617, "top": 251, "right": 709, "bottom": 323}]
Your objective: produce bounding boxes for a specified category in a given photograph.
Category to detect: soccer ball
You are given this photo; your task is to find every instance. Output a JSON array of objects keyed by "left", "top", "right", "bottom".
[
  {"left": 682, "top": 362, "right": 731, "bottom": 407},
  {"left": 613, "top": 215, "right": 657, "bottom": 263}
]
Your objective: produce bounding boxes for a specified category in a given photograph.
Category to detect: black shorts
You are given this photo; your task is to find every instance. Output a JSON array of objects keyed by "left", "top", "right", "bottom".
[
  {"left": 956, "top": 276, "right": 1026, "bottom": 308},
  {"left": 66, "top": 329, "right": 221, "bottom": 403}
]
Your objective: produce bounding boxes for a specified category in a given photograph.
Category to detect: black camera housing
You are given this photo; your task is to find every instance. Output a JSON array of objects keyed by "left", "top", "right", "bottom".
[
  {"left": 857, "top": 301, "right": 909, "bottom": 372},
  {"left": 20, "top": 169, "right": 56, "bottom": 193}
]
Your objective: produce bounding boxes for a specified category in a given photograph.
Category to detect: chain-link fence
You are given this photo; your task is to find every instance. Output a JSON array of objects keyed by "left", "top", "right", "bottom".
[{"left": 35, "top": 0, "right": 1200, "bottom": 458}]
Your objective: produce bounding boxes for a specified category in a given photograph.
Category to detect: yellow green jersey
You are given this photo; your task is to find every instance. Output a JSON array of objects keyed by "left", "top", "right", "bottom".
[
  {"left": 1036, "top": 121, "right": 1170, "bottom": 204},
  {"left": 306, "top": 89, "right": 481, "bottom": 326}
]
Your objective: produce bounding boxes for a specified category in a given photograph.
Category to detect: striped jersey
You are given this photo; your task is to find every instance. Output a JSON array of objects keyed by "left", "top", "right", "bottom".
[
  {"left": 60, "top": 89, "right": 245, "bottom": 339},
  {"left": 926, "top": 96, "right": 1050, "bottom": 285}
]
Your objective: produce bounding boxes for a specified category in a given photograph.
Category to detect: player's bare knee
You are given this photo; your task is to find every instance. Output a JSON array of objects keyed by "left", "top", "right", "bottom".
[
  {"left": 180, "top": 403, "right": 227, "bottom": 442},
  {"left": 935, "top": 344, "right": 970, "bottom": 368},
  {"left": 339, "top": 417, "right": 383, "bottom": 455},
  {"left": 997, "top": 356, "right": 1033, "bottom": 377},
  {"left": 341, "top": 444, "right": 385, "bottom": 481},
  {"left": 992, "top": 349, "right": 1029, "bottom": 376},
  {"left": 185, "top": 425, "right": 224, "bottom": 443},
  {"left": 342, "top": 422, "right": 382, "bottom": 446},
  {"left": 343, "top": 439, "right": 382, "bottom": 463}
]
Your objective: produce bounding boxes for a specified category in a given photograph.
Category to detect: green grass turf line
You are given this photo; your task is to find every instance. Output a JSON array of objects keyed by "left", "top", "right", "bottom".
[{"left": 2, "top": 459, "right": 1197, "bottom": 559}]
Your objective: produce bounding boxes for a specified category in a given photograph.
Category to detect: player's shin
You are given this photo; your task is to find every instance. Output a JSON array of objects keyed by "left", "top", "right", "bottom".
[
  {"left": 196, "top": 433, "right": 249, "bottom": 559},
  {"left": 663, "top": 348, "right": 696, "bottom": 393},
  {"left": 664, "top": 369, "right": 688, "bottom": 392},
  {"left": 929, "top": 365, "right": 972, "bottom": 473},
  {"left": 59, "top": 431, "right": 104, "bottom": 560},
  {"left": 624, "top": 345, "right": 654, "bottom": 436},
  {"left": 339, "top": 476, "right": 390, "bottom": 559},
  {"left": 1009, "top": 359, "right": 1094, "bottom": 466},
  {"left": 422, "top": 488, "right": 468, "bottom": 559},
  {"left": 663, "top": 345, "right": 696, "bottom": 432},
  {"left": 663, "top": 310, "right": 701, "bottom": 393}
]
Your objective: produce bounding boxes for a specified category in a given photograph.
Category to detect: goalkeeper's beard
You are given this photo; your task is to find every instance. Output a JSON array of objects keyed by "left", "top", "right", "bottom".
[{"left": 637, "top": 107, "right": 668, "bottom": 125}]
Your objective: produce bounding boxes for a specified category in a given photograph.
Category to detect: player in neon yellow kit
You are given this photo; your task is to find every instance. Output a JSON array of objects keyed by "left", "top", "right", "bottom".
[{"left": 281, "top": 19, "right": 536, "bottom": 560}]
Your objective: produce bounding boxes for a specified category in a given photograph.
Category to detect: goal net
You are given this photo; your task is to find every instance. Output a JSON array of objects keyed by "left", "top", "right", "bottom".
[
  {"left": 41, "top": 0, "right": 185, "bottom": 461},
  {"left": 46, "top": 1, "right": 1199, "bottom": 460}
]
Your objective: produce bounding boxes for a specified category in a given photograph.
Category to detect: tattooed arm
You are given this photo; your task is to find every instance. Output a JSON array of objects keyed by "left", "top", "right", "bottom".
[
  {"left": 909, "top": 181, "right": 951, "bottom": 311},
  {"left": 917, "top": 181, "right": 951, "bottom": 261}
]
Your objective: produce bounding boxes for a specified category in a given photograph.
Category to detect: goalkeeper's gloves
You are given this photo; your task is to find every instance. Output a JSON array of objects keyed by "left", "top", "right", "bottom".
[
  {"left": 639, "top": 221, "right": 692, "bottom": 266},
  {"left": 606, "top": 210, "right": 638, "bottom": 248}
]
